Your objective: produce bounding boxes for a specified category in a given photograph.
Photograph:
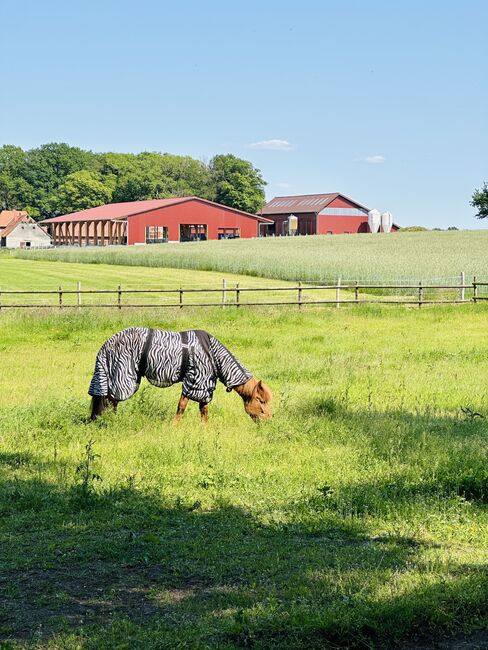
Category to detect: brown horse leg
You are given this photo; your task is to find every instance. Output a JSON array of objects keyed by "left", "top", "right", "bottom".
[
  {"left": 174, "top": 395, "right": 189, "bottom": 424},
  {"left": 199, "top": 402, "right": 209, "bottom": 424}
]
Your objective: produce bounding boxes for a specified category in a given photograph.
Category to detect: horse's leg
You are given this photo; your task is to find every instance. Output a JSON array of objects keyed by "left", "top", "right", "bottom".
[
  {"left": 174, "top": 394, "right": 189, "bottom": 424},
  {"left": 199, "top": 402, "right": 209, "bottom": 424},
  {"left": 90, "top": 396, "right": 107, "bottom": 421},
  {"left": 107, "top": 396, "right": 119, "bottom": 412}
]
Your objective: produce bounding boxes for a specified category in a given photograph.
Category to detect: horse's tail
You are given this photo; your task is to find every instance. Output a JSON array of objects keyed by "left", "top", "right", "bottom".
[{"left": 90, "top": 395, "right": 107, "bottom": 421}]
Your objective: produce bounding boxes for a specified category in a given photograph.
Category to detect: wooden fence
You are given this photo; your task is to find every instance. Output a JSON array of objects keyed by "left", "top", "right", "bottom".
[{"left": 1, "top": 278, "right": 488, "bottom": 309}]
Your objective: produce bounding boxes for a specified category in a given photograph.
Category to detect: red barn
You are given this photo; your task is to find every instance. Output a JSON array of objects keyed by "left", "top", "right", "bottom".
[
  {"left": 41, "top": 197, "right": 272, "bottom": 246},
  {"left": 261, "top": 193, "right": 399, "bottom": 235}
]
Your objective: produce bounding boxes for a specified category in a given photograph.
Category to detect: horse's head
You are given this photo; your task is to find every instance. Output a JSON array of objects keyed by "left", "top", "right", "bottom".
[{"left": 243, "top": 379, "right": 273, "bottom": 422}]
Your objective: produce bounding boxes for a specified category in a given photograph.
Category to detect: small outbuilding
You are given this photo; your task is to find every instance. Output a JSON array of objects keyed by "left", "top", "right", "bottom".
[
  {"left": 0, "top": 210, "right": 52, "bottom": 249},
  {"left": 41, "top": 197, "right": 273, "bottom": 246}
]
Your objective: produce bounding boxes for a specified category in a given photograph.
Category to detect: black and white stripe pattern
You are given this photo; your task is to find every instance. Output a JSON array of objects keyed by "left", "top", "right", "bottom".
[{"left": 88, "top": 327, "right": 252, "bottom": 404}]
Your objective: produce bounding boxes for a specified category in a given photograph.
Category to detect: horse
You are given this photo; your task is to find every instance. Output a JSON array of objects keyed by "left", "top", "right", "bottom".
[{"left": 89, "top": 327, "right": 272, "bottom": 423}]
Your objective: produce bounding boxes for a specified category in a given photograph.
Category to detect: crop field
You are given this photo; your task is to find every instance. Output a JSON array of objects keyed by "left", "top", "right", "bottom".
[
  {"left": 1, "top": 302, "right": 488, "bottom": 648},
  {"left": 11, "top": 229, "right": 488, "bottom": 284}
]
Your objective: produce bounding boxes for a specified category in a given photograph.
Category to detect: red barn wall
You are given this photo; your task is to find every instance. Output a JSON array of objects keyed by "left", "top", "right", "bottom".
[
  {"left": 126, "top": 200, "right": 260, "bottom": 244},
  {"left": 317, "top": 196, "right": 369, "bottom": 234}
]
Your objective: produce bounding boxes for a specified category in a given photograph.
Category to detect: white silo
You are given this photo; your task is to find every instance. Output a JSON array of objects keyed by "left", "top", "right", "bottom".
[
  {"left": 368, "top": 209, "right": 381, "bottom": 233},
  {"left": 381, "top": 211, "right": 393, "bottom": 233}
]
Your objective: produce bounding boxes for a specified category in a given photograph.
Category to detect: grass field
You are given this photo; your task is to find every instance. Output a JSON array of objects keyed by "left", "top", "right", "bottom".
[
  {"left": 1, "top": 303, "right": 488, "bottom": 648},
  {"left": 11, "top": 229, "right": 488, "bottom": 284},
  {"left": 0, "top": 258, "right": 380, "bottom": 308}
]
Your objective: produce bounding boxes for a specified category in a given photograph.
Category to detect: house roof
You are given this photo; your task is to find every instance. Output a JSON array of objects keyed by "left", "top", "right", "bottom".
[
  {"left": 261, "top": 193, "right": 369, "bottom": 215},
  {"left": 0, "top": 210, "right": 30, "bottom": 228},
  {"left": 1, "top": 218, "right": 45, "bottom": 239},
  {"left": 41, "top": 197, "right": 273, "bottom": 224}
]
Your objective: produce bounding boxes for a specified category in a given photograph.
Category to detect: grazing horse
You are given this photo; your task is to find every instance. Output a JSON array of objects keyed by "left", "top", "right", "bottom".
[{"left": 89, "top": 327, "right": 272, "bottom": 423}]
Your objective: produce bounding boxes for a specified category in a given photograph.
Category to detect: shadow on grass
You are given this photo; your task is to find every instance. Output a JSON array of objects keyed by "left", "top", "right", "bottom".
[{"left": 1, "top": 455, "right": 487, "bottom": 649}]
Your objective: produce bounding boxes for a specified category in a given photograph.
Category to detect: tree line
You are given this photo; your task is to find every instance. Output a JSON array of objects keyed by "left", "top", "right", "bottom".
[{"left": 0, "top": 143, "right": 267, "bottom": 220}]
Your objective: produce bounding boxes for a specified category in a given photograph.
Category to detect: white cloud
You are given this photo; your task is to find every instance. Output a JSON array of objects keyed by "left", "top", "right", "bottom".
[
  {"left": 246, "top": 139, "right": 294, "bottom": 151},
  {"left": 364, "top": 155, "right": 385, "bottom": 164}
]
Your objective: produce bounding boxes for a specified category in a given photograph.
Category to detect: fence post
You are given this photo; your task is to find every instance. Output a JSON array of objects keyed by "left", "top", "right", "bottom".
[
  {"left": 222, "top": 278, "right": 227, "bottom": 309},
  {"left": 418, "top": 281, "right": 423, "bottom": 308},
  {"left": 236, "top": 283, "right": 240, "bottom": 308},
  {"left": 336, "top": 277, "right": 341, "bottom": 308},
  {"left": 117, "top": 285, "right": 122, "bottom": 310},
  {"left": 298, "top": 281, "right": 302, "bottom": 309},
  {"left": 0, "top": 287, "right": 2, "bottom": 311},
  {"left": 59, "top": 286, "right": 63, "bottom": 309},
  {"left": 77, "top": 281, "right": 82, "bottom": 308},
  {"left": 460, "top": 271, "right": 465, "bottom": 302},
  {"left": 473, "top": 276, "right": 478, "bottom": 304},
  {"left": 179, "top": 287, "right": 183, "bottom": 309},
  {"left": 355, "top": 280, "right": 359, "bottom": 304}
]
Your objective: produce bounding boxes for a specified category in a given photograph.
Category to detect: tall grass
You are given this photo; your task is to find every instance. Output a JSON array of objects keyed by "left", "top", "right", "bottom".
[{"left": 11, "top": 229, "right": 488, "bottom": 283}]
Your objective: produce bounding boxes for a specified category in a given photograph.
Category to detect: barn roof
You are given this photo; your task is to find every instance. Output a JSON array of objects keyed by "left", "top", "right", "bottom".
[
  {"left": 41, "top": 197, "right": 273, "bottom": 224},
  {"left": 261, "top": 193, "right": 369, "bottom": 215}
]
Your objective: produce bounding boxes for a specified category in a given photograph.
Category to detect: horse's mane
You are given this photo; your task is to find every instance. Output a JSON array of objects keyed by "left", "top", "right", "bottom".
[{"left": 235, "top": 378, "right": 272, "bottom": 402}]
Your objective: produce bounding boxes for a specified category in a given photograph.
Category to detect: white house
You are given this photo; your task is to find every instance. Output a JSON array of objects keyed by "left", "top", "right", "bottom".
[{"left": 0, "top": 211, "right": 52, "bottom": 249}]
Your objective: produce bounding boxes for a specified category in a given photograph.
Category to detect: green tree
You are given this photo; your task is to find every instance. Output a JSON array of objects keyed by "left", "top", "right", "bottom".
[
  {"left": 52, "top": 170, "right": 113, "bottom": 215},
  {"left": 0, "top": 145, "right": 33, "bottom": 210},
  {"left": 109, "top": 152, "right": 215, "bottom": 203},
  {"left": 471, "top": 183, "right": 488, "bottom": 219},
  {"left": 24, "top": 143, "right": 99, "bottom": 217},
  {"left": 209, "top": 154, "right": 266, "bottom": 213}
]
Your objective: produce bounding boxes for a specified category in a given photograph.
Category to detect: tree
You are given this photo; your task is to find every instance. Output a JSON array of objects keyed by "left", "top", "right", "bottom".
[
  {"left": 209, "top": 154, "right": 266, "bottom": 214},
  {"left": 52, "top": 170, "right": 113, "bottom": 215},
  {"left": 471, "top": 183, "right": 488, "bottom": 219},
  {"left": 24, "top": 143, "right": 100, "bottom": 217},
  {"left": 0, "top": 145, "right": 33, "bottom": 210},
  {"left": 109, "top": 152, "right": 215, "bottom": 203}
]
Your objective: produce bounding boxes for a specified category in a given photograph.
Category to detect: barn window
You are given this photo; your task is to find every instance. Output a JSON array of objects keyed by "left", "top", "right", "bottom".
[
  {"left": 145, "top": 226, "right": 168, "bottom": 244},
  {"left": 180, "top": 224, "right": 207, "bottom": 242},
  {"left": 218, "top": 227, "right": 240, "bottom": 240}
]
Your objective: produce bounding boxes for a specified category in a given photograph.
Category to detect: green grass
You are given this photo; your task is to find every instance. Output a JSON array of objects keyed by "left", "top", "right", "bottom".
[
  {"left": 1, "top": 304, "right": 488, "bottom": 648},
  {"left": 10, "top": 229, "right": 488, "bottom": 284},
  {"left": 0, "top": 257, "right": 374, "bottom": 307}
]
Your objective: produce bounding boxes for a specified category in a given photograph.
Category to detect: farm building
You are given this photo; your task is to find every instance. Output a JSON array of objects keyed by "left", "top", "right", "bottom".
[
  {"left": 261, "top": 193, "right": 399, "bottom": 235},
  {"left": 41, "top": 197, "right": 273, "bottom": 246},
  {"left": 0, "top": 210, "right": 52, "bottom": 249}
]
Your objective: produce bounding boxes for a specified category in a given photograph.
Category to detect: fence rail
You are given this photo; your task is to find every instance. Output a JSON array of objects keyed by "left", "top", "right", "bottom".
[{"left": 1, "top": 278, "right": 487, "bottom": 310}]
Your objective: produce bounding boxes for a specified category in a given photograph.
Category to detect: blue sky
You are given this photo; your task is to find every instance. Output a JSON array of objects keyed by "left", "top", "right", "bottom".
[{"left": 1, "top": 0, "right": 487, "bottom": 228}]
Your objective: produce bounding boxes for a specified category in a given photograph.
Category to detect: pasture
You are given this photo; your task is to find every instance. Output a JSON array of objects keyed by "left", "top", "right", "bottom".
[
  {"left": 1, "top": 303, "right": 488, "bottom": 648},
  {"left": 0, "top": 257, "right": 340, "bottom": 308},
  {"left": 11, "top": 229, "right": 488, "bottom": 283}
]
